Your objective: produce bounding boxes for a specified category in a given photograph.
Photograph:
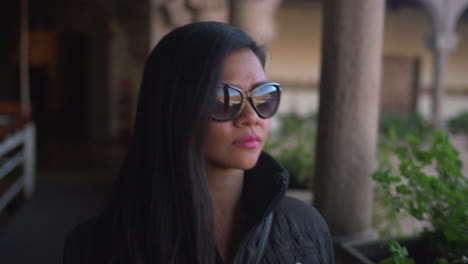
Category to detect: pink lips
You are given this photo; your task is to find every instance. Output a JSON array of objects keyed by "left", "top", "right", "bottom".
[{"left": 233, "top": 134, "right": 261, "bottom": 148}]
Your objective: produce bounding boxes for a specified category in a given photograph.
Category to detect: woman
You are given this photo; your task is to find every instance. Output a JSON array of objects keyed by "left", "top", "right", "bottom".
[{"left": 64, "top": 22, "right": 334, "bottom": 264}]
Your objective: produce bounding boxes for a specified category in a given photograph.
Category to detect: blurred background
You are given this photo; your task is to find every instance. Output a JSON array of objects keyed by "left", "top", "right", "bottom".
[{"left": 1, "top": 0, "right": 467, "bottom": 263}]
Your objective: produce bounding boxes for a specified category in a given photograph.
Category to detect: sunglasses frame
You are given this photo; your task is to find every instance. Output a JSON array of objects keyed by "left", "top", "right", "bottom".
[{"left": 211, "top": 82, "right": 282, "bottom": 122}]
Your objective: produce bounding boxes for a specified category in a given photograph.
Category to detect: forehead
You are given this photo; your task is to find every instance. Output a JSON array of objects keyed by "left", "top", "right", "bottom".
[{"left": 221, "top": 48, "right": 266, "bottom": 91}]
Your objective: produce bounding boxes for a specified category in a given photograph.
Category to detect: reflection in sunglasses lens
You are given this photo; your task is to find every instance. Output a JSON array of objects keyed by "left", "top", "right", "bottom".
[
  {"left": 255, "top": 85, "right": 279, "bottom": 117},
  {"left": 213, "top": 87, "right": 242, "bottom": 120}
]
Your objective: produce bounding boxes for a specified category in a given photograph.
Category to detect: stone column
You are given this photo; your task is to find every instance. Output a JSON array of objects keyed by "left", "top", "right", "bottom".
[
  {"left": 229, "top": 0, "right": 282, "bottom": 46},
  {"left": 418, "top": 0, "right": 468, "bottom": 125},
  {"left": 150, "top": 0, "right": 228, "bottom": 49},
  {"left": 313, "top": 0, "right": 385, "bottom": 240},
  {"left": 149, "top": 1, "right": 172, "bottom": 49},
  {"left": 187, "top": 0, "right": 228, "bottom": 22},
  {"left": 428, "top": 33, "right": 458, "bottom": 126}
]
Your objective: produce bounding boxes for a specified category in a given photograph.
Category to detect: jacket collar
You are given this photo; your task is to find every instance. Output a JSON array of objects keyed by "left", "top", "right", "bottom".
[{"left": 242, "top": 151, "right": 289, "bottom": 226}]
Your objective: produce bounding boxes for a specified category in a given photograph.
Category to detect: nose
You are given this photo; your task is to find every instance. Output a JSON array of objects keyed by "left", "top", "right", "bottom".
[{"left": 233, "top": 99, "right": 259, "bottom": 126}]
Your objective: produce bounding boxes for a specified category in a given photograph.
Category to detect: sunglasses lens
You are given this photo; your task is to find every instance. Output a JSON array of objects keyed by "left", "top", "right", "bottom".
[
  {"left": 253, "top": 84, "right": 280, "bottom": 118},
  {"left": 211, "top": 86, "right": 243, "bottom": 121}
]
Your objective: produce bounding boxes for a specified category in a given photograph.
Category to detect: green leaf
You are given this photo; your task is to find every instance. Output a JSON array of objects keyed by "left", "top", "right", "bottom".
[
  {"left": 372, "top": 170, "right": 401, "bottom": 184},
  {"left": 406, "top": 134, "right": 420, "bottom": 145},
  {"left": 378, "top": 258, "right": 395, "bottom": 264},
  {"left": 379, "top": 241, "right": 415, "bottom": 264},
  {"left": 444, "top": 229, "right": 460, "bottom": 242},
  {"left": 395, "top": 185, "right": 411, "bottom": 195},
  {"left": 435, "top": 258, "right": 449, "bottom": 264}
]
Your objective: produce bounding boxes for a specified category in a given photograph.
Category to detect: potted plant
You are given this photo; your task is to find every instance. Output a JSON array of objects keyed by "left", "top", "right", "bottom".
[{"left": 341, "top": 130, "right": 468, "bottom": 263}]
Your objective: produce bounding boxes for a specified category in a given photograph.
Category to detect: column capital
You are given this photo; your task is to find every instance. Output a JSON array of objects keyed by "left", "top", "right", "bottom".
[
  {"left": 230, "top": 0, "right": 282, "bottom": 46},
  {"left": 419, "top": 0, "right": 468, "bottom": 32},
  {"left": 426, "top": 31, "right": 460, "bottom": 53},
  {"left": 151, "top": 0, "right": 167, "bottom": 7}
]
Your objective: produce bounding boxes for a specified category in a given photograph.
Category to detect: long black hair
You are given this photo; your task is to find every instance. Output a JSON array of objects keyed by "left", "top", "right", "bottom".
[{"left": 105, "top": 22, "right": 266, "bottom": 263}]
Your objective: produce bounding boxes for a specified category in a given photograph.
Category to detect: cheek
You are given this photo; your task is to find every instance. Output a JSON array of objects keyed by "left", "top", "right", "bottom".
[
  {"left": 205, "top": 122, "right": 227, "bottom": 140},
  {"left": 262, "top": 119, "right": 271, "bottom": 136},
  {"left": 203, "top": 122, "right": 228, "bottom": 152}
]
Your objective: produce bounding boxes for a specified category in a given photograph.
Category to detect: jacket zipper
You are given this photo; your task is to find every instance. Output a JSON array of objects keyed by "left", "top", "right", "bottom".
[{"left": 232, "top": 178, "right": 287, "bottom": 264}]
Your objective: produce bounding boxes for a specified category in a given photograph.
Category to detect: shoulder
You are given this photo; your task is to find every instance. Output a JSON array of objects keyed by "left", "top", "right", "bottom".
[
  {"left": 63, "top": 217, "right": 110, "bottom": 264},
  {"left": 265, "top": 196, "right": 335, "bottom": 263},
  {"left": 274, "top": 196, "right": 330, "bottom": 234},
  {"left": 66, "top": 217, "right": 101, "bottom": 242}
]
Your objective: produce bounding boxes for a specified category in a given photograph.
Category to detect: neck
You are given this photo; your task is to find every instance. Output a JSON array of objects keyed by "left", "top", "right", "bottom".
[
  {"left": 206, "top": 165, "right": 246, "bottom": 262},
  {"left": 206, "top": 166, "right": 244, "bottom": 221}
]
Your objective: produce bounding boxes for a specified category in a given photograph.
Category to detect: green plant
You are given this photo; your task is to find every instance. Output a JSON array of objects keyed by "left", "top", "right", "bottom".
[
  {"left": 264, "top": 112, "right": 316, "bottom": 189},
  {"left": 372, "top": 131, "right": 468, "bottom": 263},
  {"left": 447, "top": 111, "right": 468, "bottom": 134},
  {"left": 377, "top": 113, "right": 435, "bottom": 190},
  {"left": 379, "top": 241, "right": 415, "bottom": 264},
  {"left": 374, "top": 114, "right": 436, "bottom": 238},
  {"left": 372, "top": 184, "right": 407, "bottom": 238},
  {"left": 372, "top": 114, "right": 434, "bottom": 238}
]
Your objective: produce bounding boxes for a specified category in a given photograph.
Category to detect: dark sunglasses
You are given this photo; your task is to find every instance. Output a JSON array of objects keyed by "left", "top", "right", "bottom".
[{"left": 210, "top": 82, "right": 282, "bottom": 122}]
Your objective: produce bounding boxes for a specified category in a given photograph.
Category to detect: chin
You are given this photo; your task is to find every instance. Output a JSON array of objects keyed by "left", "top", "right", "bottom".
[
  {"left": 232, "top": 152, "right": 262, "bottom": 170},
  {"left": 210, "top": 152, "right": 260, "bottom": 170},
  {"left": 237, "top": 162, "right": 257, "bottom": 170},
  {"left": 206, "top": 147, "right": 263, "bottom": 170}
]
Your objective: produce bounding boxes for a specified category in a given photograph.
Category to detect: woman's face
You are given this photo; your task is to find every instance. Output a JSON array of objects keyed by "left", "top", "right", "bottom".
[{"left": 203, "top": 48, "right": 271, "bottom": 171}]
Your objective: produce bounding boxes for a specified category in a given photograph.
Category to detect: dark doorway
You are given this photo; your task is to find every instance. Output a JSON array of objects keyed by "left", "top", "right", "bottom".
[
  {"left": 57, "top": 30, "right": 90, "bottom": 138},
  {"left": 25, "top": 30, "right": 90, "bottom": 139}
]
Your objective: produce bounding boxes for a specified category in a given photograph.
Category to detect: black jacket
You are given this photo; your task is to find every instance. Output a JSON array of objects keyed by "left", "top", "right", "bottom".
[{"left": 63, "top": 152, "right": 335, "bottom": 264}]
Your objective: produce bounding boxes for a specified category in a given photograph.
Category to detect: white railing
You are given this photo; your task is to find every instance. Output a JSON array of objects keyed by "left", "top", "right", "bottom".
[{"left": 0, "top": 121, "right": 35, "bottom": 212}]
